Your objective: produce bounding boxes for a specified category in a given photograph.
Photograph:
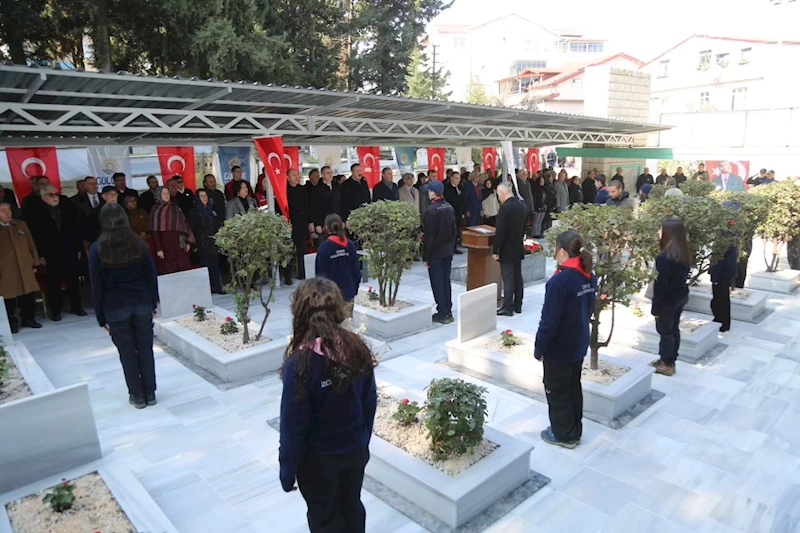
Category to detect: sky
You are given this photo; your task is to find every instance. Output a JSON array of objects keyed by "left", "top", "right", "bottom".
[{"left": 430, "top": 0, "right": 796, "bottom": 63}]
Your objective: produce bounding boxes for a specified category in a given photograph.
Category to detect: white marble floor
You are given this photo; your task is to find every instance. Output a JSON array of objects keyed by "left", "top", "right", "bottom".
[{"left": 8, "top": 252, "right": 800, "bottom": 533}]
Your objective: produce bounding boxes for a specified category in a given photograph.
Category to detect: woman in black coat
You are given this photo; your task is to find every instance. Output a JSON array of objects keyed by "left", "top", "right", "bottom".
[{"left": 189, "top": 189, "right": 224, "bottom": 294}]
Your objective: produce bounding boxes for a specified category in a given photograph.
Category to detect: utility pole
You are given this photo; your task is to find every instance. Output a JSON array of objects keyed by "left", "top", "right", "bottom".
[{"left": 431, "top": 44, "right": 439, "bottom": 98}]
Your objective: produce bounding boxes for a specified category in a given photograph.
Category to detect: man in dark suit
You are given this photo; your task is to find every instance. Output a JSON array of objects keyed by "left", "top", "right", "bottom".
[
  {"left": 635, "top": 168, "right": 654, "bottom": 193},
  {"left": 21, "top": 175, "right": 49, "bottom": 218},
  {"left": 170, "top": 176, "right": 195, "bottom": 216},
  {"left": 201, "top": 174, "right": 226, "bottom": 228},
  {"left": 27, "top": 185, "right": 86, "bottom": 321},
  {"left": 494, "top": 183, "right": 528, "bottom": 316},
  {"left": 443, "top": 172, "right": 465, "bottom": 254},
  {"left": 279, "top": 168, "right": 311, "bottom": 285},
  {"left": 338, "top": 163, "right": 371, "bottom": 223},
  {"left": 113, "top": 172, "right": 138, "bottom": 203},
  {"left": 75, "top": 176, "right": 104, "bottom": 245},
  {"left": 304, "top": 168, "right": 320, "bottom": 200},
  {"left": 310, "top": 166, "right": 338, "bottom": 238},
  {"left": 137, "top": 175, "right": 160, "bottom": 215},
  {"left": 372, "top": 167, "right": 399, "bottom": 202},
  {"left": 711, "top": 161, "right": 746, "bottom": 192}
]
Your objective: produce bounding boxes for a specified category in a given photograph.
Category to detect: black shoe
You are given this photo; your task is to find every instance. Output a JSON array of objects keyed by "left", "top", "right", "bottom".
[
  {"left": 145, "top": 393, "right": 157, "bottom": 406},
  {"left": 129, "top": 395, "right": 146, "bottom": 409},
  {"left": 453, "top": 249, "right": 464, "bottom": 255},
  {"left": 442, "top": 313, "right": 454, "bottom": 324},
  {"left": 51, "top": 312, "right": 62, "bottom": 322},
  {"left": 432, "top": 313, "right": 448, "bottom": 324},
  {"left": 514, "top": 305, "right": 522, "bottom": 314},
  {"left": 72, "top": 308, "right": 88, "bottom": 317},
  {"left": 21, "top": 320, "right": 42, "bottom": 329},
  {"left": 10, "top": 321, "right": 20, "bottom": 334},
  {"left": 284, "top": 278, "right": 294, "bottom": 286},
  {"left": 540, "top": 428, "right": 579, "bottom": 449},
  {"left": 497, "top": 308, "right": 514, "bottom": 317}
]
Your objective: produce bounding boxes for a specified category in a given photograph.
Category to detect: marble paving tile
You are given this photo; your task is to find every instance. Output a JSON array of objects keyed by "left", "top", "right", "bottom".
[
  {"left": 584, "top": 446, "right": 663, "bottom": 490},
  {"left": 680, "top": 437, "right": 753, "bottom": 475},
  {"left": 153, "top": 477, "right": 227, "bottom": 531},
  {"left": 206, "top": 459, "right": 280, "bottom": 506},
  {"left": 656, "top": 456, "right": 739, "bottom": 496},
  {"left": 710, "top": 491, "right": 788, "bottom": 532},
  {"left": 517, "top": 490, "right": 609, "bottom": 533},
  {"left": 599, "top": 503, "right": 694, "bottom": 533},
  {"left": 632, "top": 478, "right": 724, "bottom": 531},
  {"left": 613, "top": 427, "right": 684, "bottom": 466},
  {"left": 558, "top": 467, "right": 639, "bottom": 516}
]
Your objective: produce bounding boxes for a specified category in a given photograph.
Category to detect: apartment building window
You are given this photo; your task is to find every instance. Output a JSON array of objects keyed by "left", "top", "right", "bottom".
[
  {"left": 716, "top": 53, "right": 729, "bottom": 66},
  {"left": 568, "top": 41, "right": 605, "bottom": 53},
  {"left": 740, "top": 47, "right": 752, "bottom": 64},
  {"left": 658, "top": 60, "right": 669, "bottom": 78},
  {"left": 731, "top": 87, "right": 747, "bottom": 110},
  {"left": 700, "top": 92, "right": 710, "bottom": 106},
  {"left": 699, "top": 50, "right": 712, "bottom": 68},
  {"left": 453, "top": 37, "right": 465, "bottom": 48},
  {"left": 510, "top": 60, "right": 547, "bottom": 74},
  {"left": 587, "top": 42, "right": 604, "bottom": 53}
]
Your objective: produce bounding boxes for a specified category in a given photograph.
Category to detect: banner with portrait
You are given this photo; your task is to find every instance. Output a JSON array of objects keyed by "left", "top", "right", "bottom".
[{"left": 705, "top": 160, "right": 750, "bottom": 192}]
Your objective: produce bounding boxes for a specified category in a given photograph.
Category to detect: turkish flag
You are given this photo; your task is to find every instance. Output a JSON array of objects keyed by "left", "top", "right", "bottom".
[
  {"left": 427, "top": 147, "right": 446, "bottom": 180},
  {"left": 283, "top": 146, "right": 300, "bottom": 174},
  {"left": 482, "top": 148, "right": 498, "bottom": 177},
  {"left": 254, "top": 136, "right": 289, "bottom": 218},
  {"left": 357, "top": 146, "right": 381, "bottom": 189},
  {"left": 6, "top": 147, "right": 62, "bottom": 199},
  {"left": 157, "top": 147, "right": 196, "bottom": 191},
  {"left": 527, "top": 148, "right": 541, "bottom": 174}
]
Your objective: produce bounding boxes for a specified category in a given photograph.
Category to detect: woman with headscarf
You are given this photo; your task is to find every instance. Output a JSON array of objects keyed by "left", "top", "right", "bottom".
[
  {"left": 226, "top": 180, "right": 259, "bottom": 219},
  {"left": 481, "top": 177, "right": 500, "bottom": 226},
  {"left": 150, "top": 186, "right": 195, "bottom": 275},
  {"left": 189, "top": 189, "right": 224, "bottom": 294}
]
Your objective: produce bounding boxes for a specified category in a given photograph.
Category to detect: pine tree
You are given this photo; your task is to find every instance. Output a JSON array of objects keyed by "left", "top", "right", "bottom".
[
  {"left": 404, "top": 47, "right": 451, "bottom": 100},
  {"left": 466, "top": 75, "right": 490, "bottom": 105}
]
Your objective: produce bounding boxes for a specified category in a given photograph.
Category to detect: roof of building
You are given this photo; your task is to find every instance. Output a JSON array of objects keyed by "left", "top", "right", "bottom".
[
  {"left": 0, "top": 63, "right": 667, "bottom": 148},
  {"left": 642, "top": 34, "right": 800, "bottom": 66},
  {"left": 528, "top": 53, "right": 644, "bottom": 89}
]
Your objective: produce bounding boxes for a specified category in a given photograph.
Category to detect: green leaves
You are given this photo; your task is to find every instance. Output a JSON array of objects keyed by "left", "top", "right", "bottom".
[
  {"left": 678, "top": 180, "right": 715, "bottom": 197},
  {"left": 751, "top": 181, "right": 800, "bottom": 270},
  {"left": 424, "top": 378, "right": 488, "bottom": 460}
]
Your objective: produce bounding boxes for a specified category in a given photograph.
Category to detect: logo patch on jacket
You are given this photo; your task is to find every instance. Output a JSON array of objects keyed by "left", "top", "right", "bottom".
[{"left": 320, "top": 379, "right": 332, "bottom": 388}]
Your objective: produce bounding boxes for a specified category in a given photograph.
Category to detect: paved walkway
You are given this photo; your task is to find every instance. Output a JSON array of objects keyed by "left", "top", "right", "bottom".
[{"left": 10, "top": 251, "right": 800, "bottom": 533}]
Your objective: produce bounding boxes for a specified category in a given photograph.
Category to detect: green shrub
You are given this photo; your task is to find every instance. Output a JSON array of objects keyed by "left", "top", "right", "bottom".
[
  {"left": 42, "top": 479, "right": 76, "bottom": 513},
  {"left": 679, "top": 180, "right": 715, "bottom": 197},
  {"left": 392, "top": 398, "right": 422, "bottom": 426},
  {"left": 711, "top": 191, "right": 771, "bottom": 267},
  {"left": 648, "top": 184, "right": 667, "bottom": 199},
  {"left": 424, "top": 378, "right": 488, "bottom": 459},
  {"left": 751, "top": 180, "right": 800, "bottom": 271},
  {"left": 216, "top": 211, "right": 294, "bottom": 343},
  {"left": 349, "top": 201, "right": 422, "bottom": 307}
]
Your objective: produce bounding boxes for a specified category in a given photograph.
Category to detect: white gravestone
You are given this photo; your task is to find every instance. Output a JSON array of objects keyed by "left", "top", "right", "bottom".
[
  {"left": 157, "top": 267, "right": 213, "bottom": 320},
  {"left": 304, "top": 253, "right": 317, "bottom": 280},
  {"left": 0, "top": 297, "right": 12, "bottom": 343},
  {"left": 457, "top": 283, "right": 497, "bottom": 344}
]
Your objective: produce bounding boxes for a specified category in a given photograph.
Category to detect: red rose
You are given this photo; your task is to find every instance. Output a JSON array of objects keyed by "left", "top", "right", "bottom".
[
  {"left": 601, "top": 294, "right": 609, "bottom": 300},
  {"left": 226, "top": 317, "right": 232, "bottom": 322},
  {"left": 504, "top": 329, "right": 512, "bottom": 334},
  {"left": 369, "top": 286, "right": 373, "bottom": 291},
  {"left": 402, "top": 399, "right": 409, "bottom": 404},
  {"left": 192, "top": 304, "right": 197, "bottom": 308}
]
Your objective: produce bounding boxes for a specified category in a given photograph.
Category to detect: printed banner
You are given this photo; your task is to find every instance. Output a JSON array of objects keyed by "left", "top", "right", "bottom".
[
  {"left": 501, "top": 140, "right": 521, "bottom": 200},
  {"left": 455, "top": 147, "right": 473, "bottom": 170},
  {"left": 87, "top": 146, "right": 132, "bottom": 188},
  {"left": 705, "top": 160, "right": 750, "bottom": 192},
  {"left": 254, "top": 136, "right": 289, "bottom": 218},
  {"left": 427, "top": 147, "right": 446, "bottom": 180},
  {"left": 357, "top": 146, "right": 381, "bottom": 189},
  {"left": 157, "top": 146, "right": 196, "bottom": 190},
  {"left": 6, "top": 147, "right": 62, "bottom": 198},
  {"left": 395, "top": 146, "right": 417, "bottom": 174},
  {"left": 315, "top": 145, "right": 342, "bottom": 172},
  {"left": 218, "top": 146, "right": 252, "bottom": 185},
  {"left": 283, "top": 146, "right": 300, "bottom": 174},
  {"left": 527, "top": 148, "right": 540, "bottom": 174},
  {"left": 482, "top": 147, "right": 498, "bottom": 177}
]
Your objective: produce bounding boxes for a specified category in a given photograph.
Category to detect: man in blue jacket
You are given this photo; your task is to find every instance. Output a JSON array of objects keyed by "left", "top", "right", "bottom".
[
  {"left": 593, "top": 174, "right": 610, "bottom": 205},
  {"left": 423, "top": 180, "right": 457, "bottom": 324}
]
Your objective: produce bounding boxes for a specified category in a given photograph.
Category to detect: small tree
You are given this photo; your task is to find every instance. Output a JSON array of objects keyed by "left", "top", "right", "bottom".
[
  {"left": 751, "top": 180, "right": 800, "bottom": 272},
  {"left": 678, "top": 179, "right": 715, "bottom": 197},
  {"left": 349, "top": 201, "right": 421, "bottom": 307},
  {"left": 648, "top": 184, "right": 667, "bottom": 200},
  {"left": 641, "top": 196, "right": 737, "bottom": 284},
  {"left": 711, "top": 191, "right": 771, "bottom": 270},
  {"left": 548, "top": 205, "right": 658, "bottom": 370},
  {"left": 215, "top": 210, "right": 294, "bottom": 344}
]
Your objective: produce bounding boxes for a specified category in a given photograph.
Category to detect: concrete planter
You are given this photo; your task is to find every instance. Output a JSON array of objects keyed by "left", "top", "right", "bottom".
[
  {"left": 155, "top": 305, "right": 290, "bottom": 382},
  {"left": 0, "top": 463, "right": 178, "bottom": 533},
  {"left": 0, "top": 344, "right": 102, "bottom": 494},
  {"left": 684, "top": 285, "right": 768, "bottom": 323},
  {"left": 611, "top": 314, "right": 721, "bottom": 364},
  {"left": 451, "top": 252, "right": 546, "bottom": 286},
  {"left": 353, "top": 299, "right": 433, "bottom": 340},
  {"left": 745, "top": 269, "right": 800, "bottom": 294},
  {"left": 446, "top": 331, "right": 654, "bottom": 425},
  {"left": 367, "top": 423, "right": 533, "bottom": 529}
]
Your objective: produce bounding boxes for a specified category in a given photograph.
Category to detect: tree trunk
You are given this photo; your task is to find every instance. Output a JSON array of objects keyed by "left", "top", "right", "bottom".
[
  {"left": 256, "top": 281, "right": 275, "bottom": 341},
  {"left": 590, "top": 346, "right": 599, "bottom": 371},
  {"left": 93, "top": 0, "right": 112, "bottom": 71},
  {"left": 8, "top": 37, "right": 26, "bottom": 65},
  {"left": 390, "top": 278, "right": 400, "bottom": 307},
  {"left": 589, "top": 314, "right": 600, "bottom": 370}
]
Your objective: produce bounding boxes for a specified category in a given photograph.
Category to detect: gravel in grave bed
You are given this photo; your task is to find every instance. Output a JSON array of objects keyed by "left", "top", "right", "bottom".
[
  {"left": 0, "top": 352, "right": 33, "bottom": 406},
  {"left": 482, "top": 337, "right": 631, "bottom": 386},
  {"left": 354, "top": 291, "right": 412, "bottom": 313},
  {"left": 373, "top": 394, "right": 498, "bottom": 476},
  {"left": 691, "top": 284, "right": 751, "bottom": 300},
  {"left": 6, "top": 472, "right": 135, "bottom": 533},
  {"left": 176, "top": 311, "right": 269, "bottom": 353}
]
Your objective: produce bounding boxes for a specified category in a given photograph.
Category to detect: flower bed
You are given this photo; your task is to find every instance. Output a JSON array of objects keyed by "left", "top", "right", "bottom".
[
  {"left": 682, "top": 283, "right": 768, "bottom": 323},
  {"left": 352, "top": 295, "right": 433, "bottom": 341},
  {"left": 745, "top": 269, "right": 800, "bottom": 294},
  {"left": 691, "top": 284, "right": 751, "bottom": 300},
  {"left": 354, "top": 289, "right": 412, "bottom": 314},
  {"left": 175, "top": 310, "right": 269, "bottom": 353},
  {"left": 374, "top": 394, "right": 497, "bottom": 476},
  {"left": 6, "top": 473, "right": 134, "bottom": 533},
  {"left": 0, "top": 351, "right": 33, "bottom": 406}
]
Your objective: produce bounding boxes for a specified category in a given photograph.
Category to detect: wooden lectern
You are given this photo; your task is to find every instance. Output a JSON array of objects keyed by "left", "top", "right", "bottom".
[{"left": 462, "top": 225, "right": 502, "bottom": 301}]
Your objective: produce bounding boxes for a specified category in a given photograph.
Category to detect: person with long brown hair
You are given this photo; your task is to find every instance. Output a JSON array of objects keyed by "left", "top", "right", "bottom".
[
  {"left": 535, "top": 230, "right": 596, "bottom": 449},
  {"left": 279, "top": 278, "right": 377, "bottom": 533},
  {"left": 651, "top": 218, "right": 692, "bottom": 376},
  {"left": 150, "top": 186, "right": 194, "bottom": 275}
]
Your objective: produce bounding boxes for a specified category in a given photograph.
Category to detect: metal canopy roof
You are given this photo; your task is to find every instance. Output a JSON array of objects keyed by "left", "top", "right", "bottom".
[{"left": 0, "top": 64, "right": 667, "bottom": 148}]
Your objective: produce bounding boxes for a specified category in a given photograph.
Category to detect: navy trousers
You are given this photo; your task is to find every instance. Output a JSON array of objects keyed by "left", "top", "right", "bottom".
[
  {"left": 107, "top": 307, "right": 156, "bottom": 398},
  {"left": 428, "top": 256, "right": 453, "bottom": 315}
]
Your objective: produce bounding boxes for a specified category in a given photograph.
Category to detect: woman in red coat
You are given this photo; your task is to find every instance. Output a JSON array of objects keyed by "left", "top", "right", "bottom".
[{"left": 150, "top": 187, "right": 195, "bottom": 275}]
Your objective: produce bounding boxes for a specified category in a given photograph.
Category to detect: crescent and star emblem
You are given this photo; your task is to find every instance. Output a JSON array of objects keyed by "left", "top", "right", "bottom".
[
  {"left": 283, "top": 153, "right": 293, "bottom": 169},
  {"left": 268, "top": 153, "right": 282, "bottom": 176},
  {"left": 167, "top": 155, "right": 186, "bottom": 173},
  {"left": 20, "top": 157, "right": 46, "bottom": 178}
]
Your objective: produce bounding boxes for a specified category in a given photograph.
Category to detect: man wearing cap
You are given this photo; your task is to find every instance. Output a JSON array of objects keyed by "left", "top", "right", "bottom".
[
  {"left": 593, "top": 175, "right": 610, "bottom": 205},
  {"left": 422, "top": 180, "right": 456, "bottom": 324}
]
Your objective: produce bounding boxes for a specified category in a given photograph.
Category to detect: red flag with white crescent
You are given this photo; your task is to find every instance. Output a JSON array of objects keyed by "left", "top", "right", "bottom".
[
  {"left": 254, "top": 136, "right": 289, "bottom": 218},
  {"left": 357, "top": 146, "right": 381, "bottom": 189},
  {"left": 482, "top": 148, "right": 498, "bottom": 177},
  {"left": 283, "top": 146, "right": 300, "bottom": 174},
  {"left": 157, "top": 147, "right": 196, "bottom": 191},
  {"left": 527, "top": 148, "right": 541, "bottom": 174},
  {"left": 427, "top": 147, "right": 446, "bottom": 180},
  {"left": 6, "top": 147, "right": 62, "bottom": 199}
]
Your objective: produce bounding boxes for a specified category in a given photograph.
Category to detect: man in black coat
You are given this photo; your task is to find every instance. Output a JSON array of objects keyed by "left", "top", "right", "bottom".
[
  {"left": 636, "top": 168, "right": 654, "bottom": 193},
  {"left": 304, "top": 168, "right": 320, "bottom": 201},
  {"left": 422, "top": 180, "right": 456, "bottom": 324},
  {"left": 113, "top": 172, "right": 138, "bottom": 203},
  {"left": 443, "top": 172, "right": 465, "bottom": 254},
  {"left": 21, "top": 176, "right": 49, "bottom": 219},
  {"left": 279, "top": 168, "right": 311, "bottom": 284},
  {"left": 138, "top": 175, "right": 160, "bottom": 215},
  {"left": 171, "top": 176, "right": 195, "bottom": 216},
  {"left": 75, "top": 176, "right": 104, "bottom": 246},
  {"left": 582, "top": 170, "right": 597, "bottom": 204},
  {"left": 338, "top": 163, "right": 371, "bottom": 223},
  {"left": 310, "top": 166, "right": 338, "bottom": 238},
  {"left": 493, "top": 183, "right": 528, "bottom": 316},
  {"left": 372, "top": 167, "right": 399, "bottom": 202},
  {"left": 201, "top": 174, "right": 226, "bottom": 228},
  {"left": 27, "top": 185, "right": 86, "bottom": 321}
]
